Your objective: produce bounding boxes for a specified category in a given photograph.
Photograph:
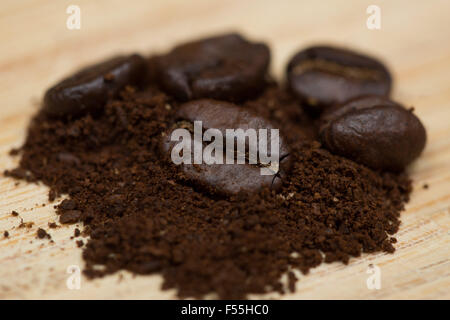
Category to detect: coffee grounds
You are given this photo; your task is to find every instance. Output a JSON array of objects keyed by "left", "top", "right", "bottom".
[{"left": 5, "top": 83, "right": 411, "bottom": 299}]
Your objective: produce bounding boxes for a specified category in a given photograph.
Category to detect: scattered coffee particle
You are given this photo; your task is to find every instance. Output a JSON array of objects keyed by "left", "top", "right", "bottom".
[
  {"left": 11, "top": 211, "right": 19, "bottom": 217},
  {"left": 36, "top": 228, "right": 45, "bottom": 238},
  {"left": 3, "top": 231, "right": 9, "bottom": 238},
  {"left": 37, "top": 228, "right": 51, "bottom": 239},
  {"left": 9, "top": 148, "right": 21, "bottom": 156},
  {"left": 5, "top": 168, "right": 36, "bottom": 182},
  {"left": 59, "top": 210, "right": 82, "bottom": 224},
  {"left": 48, "top": 222, "right": 58, "bottom": 228},
  {"left": 48, "top": 189, "right": 57, "bottom": 202},
  {"left": 18, "top": 222, "right": 34, "bottom": 229},
  {"left": 59, "top": 199, "right": 76, "bottom": 211},
  {"left": 423, "top": 183, "right": 429, "bottom": 189},
  {"left": 5, "top": 37, "right": 422, "bottom": 299},
  {"left": 74, "top": 228, "right": 81, "bottom": 237}
]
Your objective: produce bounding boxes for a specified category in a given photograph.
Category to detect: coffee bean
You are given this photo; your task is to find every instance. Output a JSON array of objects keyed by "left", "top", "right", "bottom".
[
  {"left": 162, "top": 99, "right": 290, "bottom": 195},
  {"left": 43, "top": 54, "right": 146, "bottom": 117},
  {"left": 156, "top": 33, "right": 270, "bottom": 101},
  {"left": 287, "top": 46, "right": 392, "bottom": 113},
  {"left": 319, "top": 95, "right": 399, "bottom": 132},
  {"left": 319, "top": 96, "right": 426, "bottom": 171}
]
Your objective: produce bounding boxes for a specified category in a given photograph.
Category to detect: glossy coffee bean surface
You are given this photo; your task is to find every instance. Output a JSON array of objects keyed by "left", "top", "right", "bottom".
[
  {"left": 43, "top": 54, "right": 146, "bottom": 117},
  {"left": 319, "top": 95, "right": 399, "bottom": 132},
  {"left": 287, "top": 46, "right": 392, "bottom": 113},
  {"left": 156, "top": 33, "right": 270, "bottom": 102},
  {"left": 162, "top": 99, "right": 290, "bottom": 195},
  {"left": 319, "top": 96, "right": 426, "bottom": 171}
]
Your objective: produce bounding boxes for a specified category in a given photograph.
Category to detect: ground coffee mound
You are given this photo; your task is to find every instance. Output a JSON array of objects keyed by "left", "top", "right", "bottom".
[{"left": 5, "top": 80, "right": 411, "bottom": 299}]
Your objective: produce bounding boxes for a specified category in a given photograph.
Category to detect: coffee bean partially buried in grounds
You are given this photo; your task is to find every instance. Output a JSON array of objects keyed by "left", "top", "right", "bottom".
[
  {"left": 43, "top": 54, "right": 146, "bottom": 117},
  {"left": 286, "top": 46, "right": 392, "bottom": 113},
  {"left": 319, "top": 96, "right": 426, "bottom": 171},
  {"left": 161, "top": 99, "right": 290, "bottom": 195},
  {"left": 156, "top": 33, "right": 270, "bottom": 102}
]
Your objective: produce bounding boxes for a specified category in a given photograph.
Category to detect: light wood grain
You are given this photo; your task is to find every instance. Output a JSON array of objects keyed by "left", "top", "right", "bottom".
[{"left": 0, "top": 0, "right": 449, "bottom": 299}]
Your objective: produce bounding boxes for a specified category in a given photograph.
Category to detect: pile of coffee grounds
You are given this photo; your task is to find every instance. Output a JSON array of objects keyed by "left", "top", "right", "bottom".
[{"left": 5, "top": 83, "right": 411, "bottom": 299}]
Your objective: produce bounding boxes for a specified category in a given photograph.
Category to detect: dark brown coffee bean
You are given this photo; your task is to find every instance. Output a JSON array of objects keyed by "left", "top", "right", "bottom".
[
  {"left": 156, "top": 33, "right": 270, "bottom": 102},
  {"left": 319, "top": 95, "right": 400, "bottom": 132},
  {"left": 319, "top": 97, "right": 426, "bottom": 171},
  {"left": 162, "top": 99, "right": 290, "bottom": 195},
  {"left": 43, "top": 54, "right": 146, "bottom": 117},
  {"left": 175, "top": 100, "right": 289, "bottom": 157},
  {"left": 287, "top": 46, "right": 392, "bottom": 113}
]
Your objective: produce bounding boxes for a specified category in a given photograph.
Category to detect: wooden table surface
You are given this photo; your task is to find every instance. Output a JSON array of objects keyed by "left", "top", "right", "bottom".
[{"left": 0, "top": 0, "right": 449, "bottom": 299}]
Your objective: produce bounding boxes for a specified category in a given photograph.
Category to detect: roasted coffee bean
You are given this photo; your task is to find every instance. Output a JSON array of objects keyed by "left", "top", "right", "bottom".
[
  {"left": 319, "top": 95, "right": 400, "bottom": 132},
  {"left": 175, "top": 100, "right": 289, "bottom": 158},
  {"left": 156, "top": 33, "right": 270, "bottom": 101},
  {"left": 287, "top": 46, "right": 392, "bottom": 113},
  {"left": 43, "top": 54, "right": 146, "bottom": 117},
  {"left": 162, "top": 99, "right": 290, "bottom": 195},
  {"left": 319, "top": 97, "right": 426, "bottom": 171}
]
